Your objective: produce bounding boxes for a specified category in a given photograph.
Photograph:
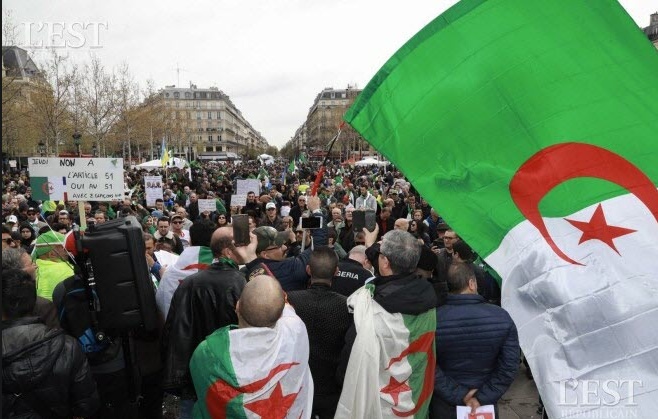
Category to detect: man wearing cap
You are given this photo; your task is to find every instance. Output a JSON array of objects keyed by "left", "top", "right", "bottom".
[
  {"left": 260, "top": 202, "right": 286, "bottom": 231},
  {"left": 244, "top": 196, "right": 328, "bottom": 291},
  {"left": 26, "top": 207, "right": 47, "bottom": 235},
  {"left": 32, "top": 230, "right": 74, "bottom": 301},
  {"left": 5, "top": 214, "right": 19, "bottom": 231}
]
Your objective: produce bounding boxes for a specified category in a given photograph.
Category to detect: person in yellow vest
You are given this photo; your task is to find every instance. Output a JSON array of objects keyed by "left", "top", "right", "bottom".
[{"left": 31, "top": 231, "right": 74, "bottom": 301}]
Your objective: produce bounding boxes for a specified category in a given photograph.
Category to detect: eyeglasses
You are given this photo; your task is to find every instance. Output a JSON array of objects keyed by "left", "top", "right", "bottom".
[
  {"left": 3, "top": 238, "right": 15, "bottom": 246},
  {"left": 355, "top": 241, "right": 366, "bottom": 245},
  {"left": 218, "top": 216, "right": 226, "bottom": 219},
  {"left": 172, "top": 221, "right": 183, "bottom": 224}
]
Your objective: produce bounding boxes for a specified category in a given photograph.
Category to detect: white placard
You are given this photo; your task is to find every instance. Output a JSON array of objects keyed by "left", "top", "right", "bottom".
[
  {"left": 9, "top": 160, "right": 17, "bottom": 168},
  {"left": 456, "top": 405, "right": 495, "bottom": 419},
  {"left": 144, "top": 175, "right": 163, "bottom": 206},
  {"left": 236, "top": 179, "right": 261, "bottom": 196},
  {"left": 28, "top": 157, "right": 124, "bottom": 201},
  {"left": 231, "top": 194, "right": 247, "bottom": 207},
  {"left": 198, "top": 199, "right": 216, "bottom": 213}
]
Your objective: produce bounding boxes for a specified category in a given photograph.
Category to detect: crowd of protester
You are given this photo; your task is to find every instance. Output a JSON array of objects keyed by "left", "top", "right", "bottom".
[{"left": 2, "top": 158, "right": 517, "bottom": 419}]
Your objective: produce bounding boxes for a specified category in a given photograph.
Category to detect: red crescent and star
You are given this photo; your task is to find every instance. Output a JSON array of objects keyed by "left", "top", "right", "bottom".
[{"left": 510, "top": 142, "right": 658, "bottom": 265}]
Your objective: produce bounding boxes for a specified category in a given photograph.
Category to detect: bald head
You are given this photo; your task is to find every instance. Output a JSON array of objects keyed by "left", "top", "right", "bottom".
[
  {"left": 394, "top": 218, "right": 409, "bottom": 231},
  {"left": 237, "top": 275, "right": 285, "bottom": 328}
]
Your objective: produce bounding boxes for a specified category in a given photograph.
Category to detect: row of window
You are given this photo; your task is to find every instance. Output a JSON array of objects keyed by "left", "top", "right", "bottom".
[{"left": 165, "top": 91, "right": 225, "bottom": 100}]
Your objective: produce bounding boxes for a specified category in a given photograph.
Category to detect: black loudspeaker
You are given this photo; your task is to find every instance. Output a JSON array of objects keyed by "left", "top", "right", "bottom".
[{"left": 82, "top": 216, "right": 158, "bottom": 332}]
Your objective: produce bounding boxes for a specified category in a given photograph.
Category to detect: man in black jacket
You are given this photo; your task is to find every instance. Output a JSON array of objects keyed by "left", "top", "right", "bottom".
[
  {"left": 2, "top": 269, "right": 99, "bottom": 418},
  {"left": 161, "top": 226, "right": 248, "bottom": 418},
  {"left": 430, "top": 262, "right": 519, "bottom": 418},
  {"left": 331, "top": 245, "right": 374, "bottom": 297},
  {"left": 287, "top": 246, "right": 352, "bottom": 419}
]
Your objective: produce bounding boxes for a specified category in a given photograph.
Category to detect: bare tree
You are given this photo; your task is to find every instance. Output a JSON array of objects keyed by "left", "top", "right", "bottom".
[
  {"left": 29, "top": 49, "right": 76, "bottom": 156},
  {"left": 80, "top": 54, "right": 118, "bottom": 157},
  {"left": 114, "top": 62, "right": 140, "bottom": 165}
]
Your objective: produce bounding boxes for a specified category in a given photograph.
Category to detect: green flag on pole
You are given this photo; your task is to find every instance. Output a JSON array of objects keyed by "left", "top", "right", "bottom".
[{"left": 344, "top": 0, "right": 658, "bottom": 417}]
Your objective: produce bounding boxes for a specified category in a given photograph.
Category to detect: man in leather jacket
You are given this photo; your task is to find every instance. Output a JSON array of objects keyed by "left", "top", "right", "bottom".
[
  {"left": 161, "top": 226, "right": 248, "bottom": 418},
  {"left": 2, "top": 269, "right": 99, "bottom": 418}
]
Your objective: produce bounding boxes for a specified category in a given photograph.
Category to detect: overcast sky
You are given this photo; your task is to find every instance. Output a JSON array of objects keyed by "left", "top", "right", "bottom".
[{"left": 3, "top": 0, "right": 655, "bottom": 148}]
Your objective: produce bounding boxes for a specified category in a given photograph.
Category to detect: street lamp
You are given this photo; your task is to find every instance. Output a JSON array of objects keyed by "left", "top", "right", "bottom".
[
  {"left": 38, "top": 140, "right": 46, "bottom": 157},
  {"left": 72, "top": 131, "right": 82, "bottom": 157},
  {"left": 92, "top": 143, "right": 98, "bottom": 157}
]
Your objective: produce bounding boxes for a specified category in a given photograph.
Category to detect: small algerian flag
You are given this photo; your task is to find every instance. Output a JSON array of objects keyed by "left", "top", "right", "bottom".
[
  {"left": 31, "top": 176, "right": 67, "bottom": 201},
  {"left": 190, "top": 305, "right": 313, "bottom": 419},
  {"left": 155, "top": 246, "right": 214, "bottom": 319},
  {"left": 336, "top": 286, "right": 436, "bottom": 418},
  {"left": 344, "top": 0, "right": 658, "bottom": 417},
  {"left": 288, "top": 160, "right": 297, "bottom": 173}
]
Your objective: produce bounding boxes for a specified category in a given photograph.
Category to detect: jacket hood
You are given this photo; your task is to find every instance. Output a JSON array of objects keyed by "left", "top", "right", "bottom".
[
  {"left": 372, "top": 272, "right": 437, "bottom": 315},
  {"left": 2, "top": 317, "right": 65, "bottom": 392}
]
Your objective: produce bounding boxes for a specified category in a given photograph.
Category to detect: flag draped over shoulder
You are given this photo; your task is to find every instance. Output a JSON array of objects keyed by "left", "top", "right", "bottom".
[
  {"left": 344, "top": 0, "right": 658, "bottom": 417},
  {"left": 155, "top": 246, "right": 213, "bottom": 319},
  {"left": 190, "top": 305, "right": 313, "bottom": 419},
  {"left": 336, "top": 286, "right": 436, "bottom": 418}
]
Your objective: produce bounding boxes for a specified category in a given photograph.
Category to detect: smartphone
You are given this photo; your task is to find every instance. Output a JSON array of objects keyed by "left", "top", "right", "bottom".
[
  {"left": 353, "top": 210, "right": 377, "bottom": 233},
  {"left": 232, "top": 214, "right": 250, "bottom": 246},
  {"left": 301, "top": 216, "right": 323, "bottom": 229}
]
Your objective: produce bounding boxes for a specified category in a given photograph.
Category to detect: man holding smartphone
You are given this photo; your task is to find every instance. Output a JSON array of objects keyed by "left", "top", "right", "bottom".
[{"left": 244, "top": 196, "right": 328, "bottom": 291}]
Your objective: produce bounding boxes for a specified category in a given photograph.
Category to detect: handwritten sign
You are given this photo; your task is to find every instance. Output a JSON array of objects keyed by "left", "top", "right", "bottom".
[
  {"left": 230, "top": 194, "right": 247, "bottom": 207},
  {"left": 236, "top": 179, "right": 261, "bottom": 196},
  {"left": 198, "top": 199, "right": 216, "bottom": 213},
  {"left": 144, "top": 176, "right": 163, "bottom": 206},
  {"left": 28, "top": 157, "right": 124, "bottom": 201}
]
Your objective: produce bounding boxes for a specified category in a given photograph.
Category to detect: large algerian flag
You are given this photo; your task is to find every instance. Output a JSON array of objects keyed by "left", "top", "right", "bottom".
[
  {"left": 344, "top": 0, "right": 658, "bottom": 417},
  {"left": 190, "top": 305, "right": 313, "bottom": 419},
  {"left": 154, "top": 246, "right": 213, "bottom": 319},
  {"left": 336, "top": 286, "right": 436, "bottom": 418}
]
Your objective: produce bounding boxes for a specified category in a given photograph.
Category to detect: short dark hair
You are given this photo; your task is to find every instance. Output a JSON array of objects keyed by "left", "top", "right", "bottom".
[
  {"left": 189, "top": 219, "right": 216, "bottom": 247},
  {"left": 157, "top": 216, "right": 170, "bottom": 225},
  {"left": 2, "top": 269, "right": 37, "bottom": 318},
  {"left": 308, "top": 246, "right": 338, "bottom": 281},
  {"left": 2, "top": 225, "right": 11, "bottom": 235},
  {"left": 447, "top": 262, "right": 475, "bottom": 293},
  {"left": 452, "top": 239, "right": 475, "bottom": 263}
]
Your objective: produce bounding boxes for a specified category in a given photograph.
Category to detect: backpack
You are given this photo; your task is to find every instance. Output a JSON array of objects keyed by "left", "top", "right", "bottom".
[{"left": 55, "top": 275, "right": 121, "bottom": 365}]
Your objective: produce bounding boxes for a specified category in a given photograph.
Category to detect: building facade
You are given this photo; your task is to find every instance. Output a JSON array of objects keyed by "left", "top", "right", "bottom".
[
  {"left": 289, "top": 86, "right": 371, "bottom": 161},
  {"left": 161, "top": 84, "right": 268, "bottom": 161},
  {"left": 644, "top": 12, "right": 658, "bottom": 49}
]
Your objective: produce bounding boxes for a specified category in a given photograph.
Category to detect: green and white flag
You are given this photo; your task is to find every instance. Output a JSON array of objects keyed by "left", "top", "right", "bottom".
[
  {"left": 336, "top": 286, "right": 436, "bottom": 418},
  {"left": 31, "top": 176, "right": 67, "bottom": 201},
  {"left": 190, "top": 305, "right": 313, "bottom": 419},
  {"left": 155, "top": 246, "right": 214, "bottom": 319},
  {"left": 288, "top": 160, "right": 297, "bottom": 174},
  {"left": 344, "top": 0, "right": 658, "bottom": 417}
]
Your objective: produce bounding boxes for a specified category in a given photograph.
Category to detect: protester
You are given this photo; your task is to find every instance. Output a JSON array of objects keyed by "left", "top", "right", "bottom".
[
  {"left": 161, "top": 226, "right": 247, "bottom": 418},
  {"left": 2, "top": 269, "right": 100, "bottom": 418},
  {"left": 336, "top": 227, "right": 438, "bottom": 417},
  {"left": 2, "top": 247, "right": 60, "bottom": 329},
  {"left": 287, "top": 247, "right": 352, "bottom": 418},
  {"left": 431, "top": 262, "right": 519, "bottom": 418},
  {"left": 190, "top": 275, "right": 313, "bottom": 419}
]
